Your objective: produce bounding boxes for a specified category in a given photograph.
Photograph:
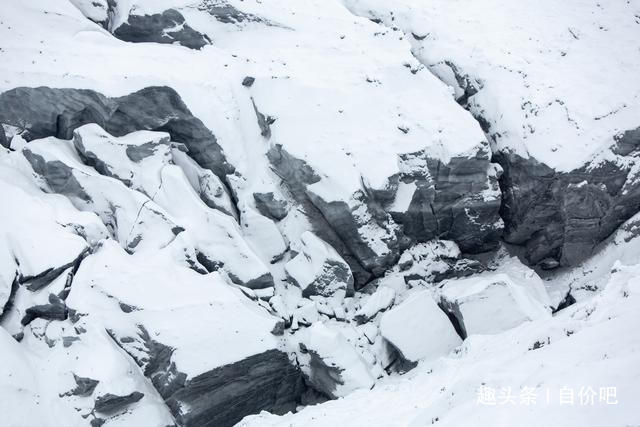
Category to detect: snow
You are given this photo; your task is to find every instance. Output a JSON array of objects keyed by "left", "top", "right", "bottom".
[
  {"left": 379, "top": 290, "right": 461, "bottom": 362},
  {"left": 66, "top": 239, "right": 280, "bottom": 376},
  {"left": 354, "top": 286, "right": 395, "bottom": 323},
  {"left": 342, "top": 0, "right": 640, "bottom": 172},
  {"left": 295, "top": 322, "right": 376, "bottom": 397},
  {"left": 0, "top": 0, "right": 638, "bottom": 425},
  {"left": 285, "top": 231, "right": 352, "bottom": 297},
  {"left": 241, "top": 257, "right": 640, "bottom": 427}
]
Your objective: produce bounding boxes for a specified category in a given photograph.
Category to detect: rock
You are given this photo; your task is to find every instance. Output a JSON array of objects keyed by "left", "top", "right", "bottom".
[
  {"left": 66, "top": 241, "right": 305, "bottom": 427},
  {"left": 295, "top": 323, "right": 375, "bottom": 398},
  {"left": 439, "top": 257, "right": 551, "bottom": 338},
  {"left": 198, "top": 0, "right": 266, "bottom": 24},
  {"left": 242, "top": 207, "right": 288, "bottom": 264},
  {"left": 113, "top": 9, "right": 211, "bottom": 50},
  {"left": 242, "top": 76, "right": 256, "bottom": 87},
  {"left": 497, "top": 130, "right": 640, "bottom": 267},
  {"left": 172, "top": 147, "right": 237, "bottom": 219},
  {"left": 94, "top": 391, "right": 144, "bottom": 413},
  {"left": 67, "top": 374, "right": 99, "bottom": 397},
  {"left": 390, "top": 150, "right": 503, "bottom": 254},
  {"left": 268, "top": 145, "right": 400, "bottom": 287},
  {"left": 253, "top": 192, "right": 289, "bottom": 221},
  {"left": 72, "top": 124, "right": 172, "bottom": 197},
  {"left": 285, "top": 232, "right": 353, "bottom": 298},
  {"left": 164, "top": 349, "right": 304, "bottom": 427},
  {"left": 379, "top": 291, "right": 461, "bottom": 362},
  {"left": 152, "top": 164, "right": 273, "bottom": 289},
  {"left": 353, "top": 287, "right": 396, "bottom": 324},
  {"left": 69, "top": 0, "right": 108, "bottom": 27},
  {"left": 21, "top": 294, "right": 68, "bottom": 326},
  {"left": 396, "top": 240, "right": 485, "bottom": 285},
  {"left": 0, "top": 124, "right": 7, "bottom": 148},
  {"left": 22, "top": 145, "right": 183, "bottom": 256},
  {"left": 0, "top": 86, "right": 233, "bottom": 179},
  {"left": 251, "top": 98, "right": 276, "bottom": 139}
]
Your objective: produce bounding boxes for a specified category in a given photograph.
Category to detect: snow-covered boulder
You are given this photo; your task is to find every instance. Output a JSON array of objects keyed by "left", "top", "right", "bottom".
[
  {"left": 112, "top": 8, "right": 211, "bottom": 50},
  {"left": 172, "top": 147, "right": 236, "bottom": 218},
  {"left": 439, "top": 258, "right": 552, "bottom": 338},
  {"left": 285, "top": 232, "right": 354, "bottom": 298},
  {"left": 0, "top": 86, "right": 233, "bottom": 178},
  {"left": 66, "top": 240, "right": 304, "bottom": 427},
  {"left": 379, "top": 291, "right": 461, "bottom": 363},
  {"left": 294, "top": 322, "right": 375, "bottom": 398},
  {"left": 397, "top": 240, "right": 485, "bottom": 285},
  {"left": 22, "top": 130, "right": 274, "bottom": 289},
  {"left": 353, "top": 286, "right": 396, "bottom": 324}
]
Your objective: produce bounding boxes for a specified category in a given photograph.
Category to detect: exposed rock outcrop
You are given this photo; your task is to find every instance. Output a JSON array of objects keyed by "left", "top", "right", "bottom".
[
  {"left": 268, "top": 144, "right": 401, "bottom": 287},
  {"left": 439, "top": 257, "right": 551, "bottom": 338},
  {"left": 497, "top": 127, "right": 640, "bottom": 267},
  {"left": 390, "top": 148, "right": 503, "bottom": 254},
  {"left": 66, "top": 241, "right": 304, "bottom": 427},
  {"left": 0, "top": 86, "right": 233, "bottom": 178},
  {"left": 94, "top": 391, "right": 144, "bottom": 414},
  {"left": 113, "top": 9, "right": 212, "bottom": 50},
  {"left": 285, "top": 232, "right": 354, "bottom": 298}
]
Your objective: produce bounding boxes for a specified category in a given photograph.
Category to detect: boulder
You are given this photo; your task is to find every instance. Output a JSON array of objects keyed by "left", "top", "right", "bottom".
[
  {"left": 285, "top": 232, "right": 354, "bottom": 298},
  {"left": 94, "top": 391, "right": 144, "bottom": 414},
  {"left": 497, "top": 131, "right": 640, "bottom": 267},
  {"left": 353, "top": 287, "right": 396, "bottom": 324},
  {"left": 396, "top": 240, "right": 485, "bottom": 285},
  {"left": 66, "top": 241, "right": 305, "bottom": 427},
  {"left": 0, "top": 86, "right": 232, "bottom": 179},
  {"left": 439, "top": 257, "right": 552, "bottom": 338},
  {"left": 379, "top": 291, "right": 461, "bottom": 362},
  {"left": 294, "top": 322, "right": 375, "bottom": 398}
]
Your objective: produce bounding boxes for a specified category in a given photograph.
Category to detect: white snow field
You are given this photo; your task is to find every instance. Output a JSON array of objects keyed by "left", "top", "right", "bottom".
[{"left": 0, "top": 0, "right": 639, "bottom": 426}]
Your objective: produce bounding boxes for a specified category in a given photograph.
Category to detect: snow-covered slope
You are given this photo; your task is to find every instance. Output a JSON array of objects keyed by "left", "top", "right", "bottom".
[
  {"left": 344, "top": 0, "right": 640, "bottom": 268},
  {"left": 0, "top": 0, "right": 639, "bottom": 426}
]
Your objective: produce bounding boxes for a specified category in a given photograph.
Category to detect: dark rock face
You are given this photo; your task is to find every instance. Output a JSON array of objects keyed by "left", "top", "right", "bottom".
[
  {"left": 21, "top": 249, "right": 87, "bottom": 292},
  {"left": 253, "top": 192, "right": 289, "bottom": 221},
  {"left": 497, "top": 127, "right": 640, "bottom": 267},
  {"left": 116, "top": 326, "right": 305, "bottom": 427},
  {"left": 94, "top": 391, "right": 144, "bottom": 414},
  {"left": 391, "top": 148, "right": 502, "bottom": 254},
  {"left": 113, "top": 9, "right": 211, "bottom": 50},
  {"left": 297, "top": 346, "right": 341, "bottom": 399},
  {"left": 166, "top": 350, "right": 304, "bottom": 427},
  {"left": 251, "top": 98, "right": 275, "bottom": 139},
  {"left": 0, "top": 86, "right": 232, "bottom": 179},
  {"left": 65, "top": 374, "right": 99, "bottom": 397},
  {"left": 267, "top": 144, "right": 397, "bottom": 287},
  {"left": 21, "top": 294, "right": 68, "bottom": 325},
  {"left": 0, "top": 124, "right": 8, "bottom": 148}
]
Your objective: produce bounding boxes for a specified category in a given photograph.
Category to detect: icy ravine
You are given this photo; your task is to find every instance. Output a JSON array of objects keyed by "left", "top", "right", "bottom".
[{"left": 0, "top": 0, "right": 639, "bottom": 426}]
